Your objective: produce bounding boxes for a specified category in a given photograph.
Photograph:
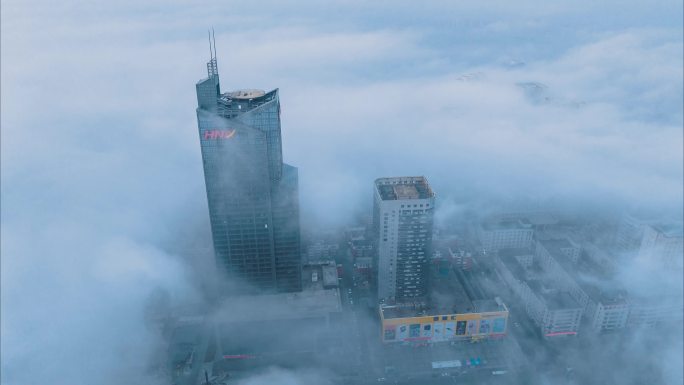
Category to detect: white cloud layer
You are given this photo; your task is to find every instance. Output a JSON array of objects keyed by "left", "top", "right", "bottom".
[{"left": 1, "top": 1, "right": 682, "bottom": 384}]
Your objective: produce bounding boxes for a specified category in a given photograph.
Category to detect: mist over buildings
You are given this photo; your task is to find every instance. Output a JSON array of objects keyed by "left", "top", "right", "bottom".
[{"left": 1, "top": 1, "right": 682, "bottom": 385}]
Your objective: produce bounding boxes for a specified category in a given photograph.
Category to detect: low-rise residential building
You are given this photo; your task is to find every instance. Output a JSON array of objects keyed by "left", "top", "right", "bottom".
[
  {"left": 534, "top": 240, "right": 590, "bottom": 311},
  {"left": 637, "top": 224, "right": 683, "bottom": 270},
  {"left": 478, "top": 219, "right": 534, "bottom": 252},
  {"left": 582, "top": 287, "right": 630, "bottom": 332},
  {"left": 494, "top": 254, "right": 582, "bottom": 338},
  {"left": 627, "top": 296, "right": 684, "bottom": 327}
]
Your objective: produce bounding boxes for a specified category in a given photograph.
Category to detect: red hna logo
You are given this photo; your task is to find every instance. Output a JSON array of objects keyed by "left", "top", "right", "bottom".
[{"left": 204, "top": 129, "right": 236, "bottom": 140}]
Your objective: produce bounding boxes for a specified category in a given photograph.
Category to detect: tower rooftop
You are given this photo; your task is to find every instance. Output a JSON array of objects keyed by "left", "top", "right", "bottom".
[{"left": 375, "top": 176, "right": 434, "bottom": 201}]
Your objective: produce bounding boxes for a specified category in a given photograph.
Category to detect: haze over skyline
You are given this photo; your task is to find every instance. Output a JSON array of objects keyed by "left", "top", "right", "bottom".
[{"left": 1, "top": 1, "right": 682, "bottom": 384}]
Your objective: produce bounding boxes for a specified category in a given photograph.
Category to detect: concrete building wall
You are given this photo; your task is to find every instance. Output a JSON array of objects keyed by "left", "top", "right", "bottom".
[
  {"left": 535, "top": 241, "right": 590, "bottom": 310},
  {"left": 541, "top": 307, "right": 583, "bottom": 336},
  {"left": 614, "top": 214, "right": 646, "bottom": 256},
  {"left": 628, "top": 299, "right": 684, "bottom": 327},
  {"left": 637, "top": 225, "right": 684, "bottom": 270},
  {"left": 591, "top": 302, "right": 630, "bottom": 331},
  {"left": 478, "top": 224, "right": 534, "bottom": 252}
]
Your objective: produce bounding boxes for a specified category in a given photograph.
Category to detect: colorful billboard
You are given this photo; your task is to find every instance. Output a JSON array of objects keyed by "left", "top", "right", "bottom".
[
  {"left": 384, "top": 325, "right": 396, "bottom": 341},
  {"left": 479, "top": 319, "right": 491, "bottom": 334},
  {"left": 492, "top": 318, "right": 506, "bottom": 333},
  {"left": 456, "top": 321, "right": 467, "bottom": 336},
  {"left": 445, "top": 322, "right": 456, "bottom": 338},
  {"left": 467, "top": 320, "right": 478, "bottom": 335},
  {"left": 409, "top": 324, "right": 421, "bottom": 338},
  {"left": 433, "top": 322, "right": 445, "bottom": 341},
  {"left": 380, "top": 306, "right": 509, "bottom": 343},
  {"left": 421, "top": 324, "right": 432, "bottom": 338},
  {"left": 397, "top": 324, "right": 408, "bottom": 340}
]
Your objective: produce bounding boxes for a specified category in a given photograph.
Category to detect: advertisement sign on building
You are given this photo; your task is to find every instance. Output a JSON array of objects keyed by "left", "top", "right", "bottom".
[
  {"left": 445, "top": 322, "right": 456, "bottom": 338},
  {"left": 422, "top": 324, "right": 433, "bottom": 338},
  {"left": 433, "top": 322, "right": 445, "bottom": 341},
  {"left": 398, "top": 325, "right": 409, "bottom": 340},
  {"left": 493, "top": 317, "right": 506, "bottom": 333},
  {"left": 479, "top": 319, "right": 491, "bottom": 334},
  {"left": 467, "top": 320, "right": 478, "bottom": 335},
  {"left": 203, "top": 129, "right": 236, "bottom": 140},
  {"left": 456, "top": 320, "right": 467, "bottom": 335},
  {"left": 384, "top": 325, "right": 396, "bottom": 341},
  {"left": 409, "top": 324, "right": 421, "bottom": 338}
]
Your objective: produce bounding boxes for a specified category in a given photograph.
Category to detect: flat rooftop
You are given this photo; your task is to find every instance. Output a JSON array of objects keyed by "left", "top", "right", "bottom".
[
  {"left": 500, "top": 254, "right": 541, "bottom": 281},
  {"left": 473, "top": 299, "right": 503, "bottom": 313},
  {"left": 493, "top": 211, "right": 559, "bottom": 226},
  {"left": 214, "top": 287, "right": 341, "bottom": 324},
  {"left": 303, "top": 263, "right": 339, "bottom": 290},
  {"left": 481, "top": 219, "right": 532, "bottom": 231},
  {"left": 498, "top": 247, "right": 534, "bottom": 258},
  {"left": 216, "top": 88, "right": 278, "bottom": 115},
  {"left": 381, "top": 266, "right": 506, "bottom": 319},
  {"left": 394, "top": 184, "right": 420, "bottom": 199},
  {"left": 579, "top": 283, "right": 628, "bottom": 306},
  {"left": 527, "top": 280, "right": 581, "bottom": 310},
  {"left": 539, "top": 238, "right": 575, "bottom": 251},
  {"left": 541, "top": 291, "right": 580, "bottom": 311},
  {"left": 375, "top": 176, "right": 433, "bottom": 201},
  {"left": 226, "top": 89, "right": 265, "bottom": 99}
]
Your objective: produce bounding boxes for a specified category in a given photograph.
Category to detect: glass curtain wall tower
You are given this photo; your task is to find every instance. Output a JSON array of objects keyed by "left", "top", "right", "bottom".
[{"left": 195, "top": 39, "right": 301, "bottom": 293}]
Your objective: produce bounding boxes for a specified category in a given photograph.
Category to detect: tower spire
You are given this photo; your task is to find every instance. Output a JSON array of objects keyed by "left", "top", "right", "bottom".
[
  {"left": 212, "top": 27, "right": 217, "bottom": 63},
  {"left": 207, "top": 28, "right": 218, "bottom": 78},
  {"left": 208, "top": 29, "right": 213, "bottom": 60}
]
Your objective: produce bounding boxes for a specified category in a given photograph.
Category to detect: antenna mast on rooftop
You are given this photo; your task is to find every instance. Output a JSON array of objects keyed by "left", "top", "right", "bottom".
[{"left": 207, "top": 27, "right": 218, "bottom": 78}]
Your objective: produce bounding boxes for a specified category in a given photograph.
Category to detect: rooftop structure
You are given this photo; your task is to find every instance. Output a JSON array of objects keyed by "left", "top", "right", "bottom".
[
  {"left": 375, "top": 176, "right": 434, "bottom": 201},
  {"left": 481, "top": 219, "right": 532, "bottom": 231},
  {"left": 321, "top": 265, "right": 339, "bottom": 289},
  {"left": 494, "top": 211, "right": 559, "bottom": 226}
]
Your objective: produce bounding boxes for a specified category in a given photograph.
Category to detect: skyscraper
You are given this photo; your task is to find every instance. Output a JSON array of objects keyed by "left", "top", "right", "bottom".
[
  {"left": 195, "top": 40, "right": 301, "bottom": 293},
  {"left": 373, "top": 177, "right": 435, "bottom": 303}
]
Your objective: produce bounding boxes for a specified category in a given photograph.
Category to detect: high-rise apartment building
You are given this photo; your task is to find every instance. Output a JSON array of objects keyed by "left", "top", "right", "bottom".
[
  {"left": 195, "top": 46, "right": 301, "bottom": 293},
  {"left": 637, "top": 224, "right": 683, "bottom": 270},
  {"left": 373, "top": 177, "right": 435, "bottom": 302}
]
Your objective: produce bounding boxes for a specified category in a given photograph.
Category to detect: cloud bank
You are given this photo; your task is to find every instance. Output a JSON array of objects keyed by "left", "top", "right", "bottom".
[{"left": 2, "top": 1, "right": 682, "bottom": 384}]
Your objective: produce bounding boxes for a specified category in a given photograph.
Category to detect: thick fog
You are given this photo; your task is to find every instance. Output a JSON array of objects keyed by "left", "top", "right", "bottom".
[{"left": 1, "top": 1, "right": 682, "bottom": 385}]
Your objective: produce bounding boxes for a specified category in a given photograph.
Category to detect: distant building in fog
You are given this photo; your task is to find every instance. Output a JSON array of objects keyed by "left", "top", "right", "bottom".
[
  {"left": 478, "top": 219, "right": 534, "bottom": 253},
  {"left": 637, "top": 224, "right": 683, "bottom": 270},
  {"left": 373, "top": 176, "right": 435, "bottom": 303},
  {"left": 627, "top": 295, "right": 684, "bottom": 327},
  {"left": 614, "top": 214, "right": 683, "bottom": 269},
  {"left": 494, "top": 253, "right": 582, "bottom": 338},
  {"left": 584, "top": 288, "right": 630, "bottom": 332},
  {"left": 614, "top": 214, "right": 648, "bottom": 255}
]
